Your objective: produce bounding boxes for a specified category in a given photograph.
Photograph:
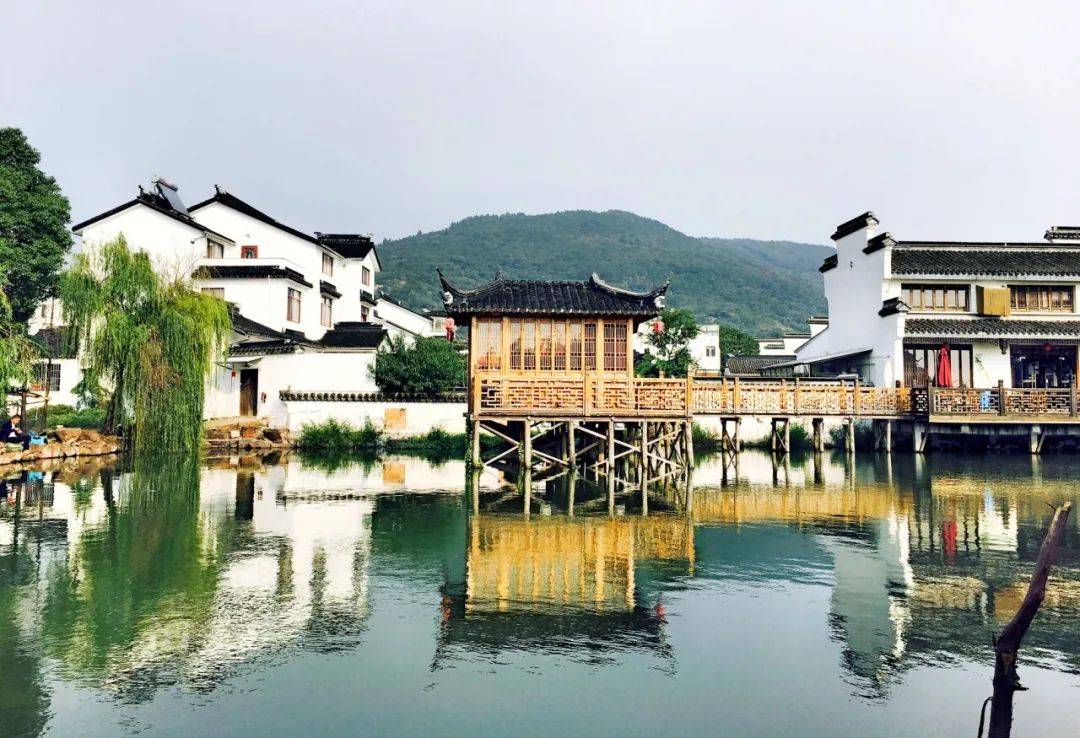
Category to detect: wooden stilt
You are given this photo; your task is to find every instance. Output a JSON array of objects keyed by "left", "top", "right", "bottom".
[
  {"left": 568, "top": 420, "right": 577, "bottom": 469},
  {"left": 783, "top": 418, "right": 791, "bottom": 455},
  {"left": 470, "top": 418, "right": 481, "bottom": 468},
  {"left": 845, "top": 418, "right": 855, "bottom": 454},
  {"left": 567, "top": 467, "right": 576, "bottom": 518},
  {"left": 684, "top": 420, "right": 695, "bottom": 468},
  {"left": 607, "top": 420, "right": 616, "bottom": 475},
  {"left": 812, "top": 417, "right": 824, "bottom": 452},
  {"left": 640, "top": 421, "right": 649, "bottom": 515}
]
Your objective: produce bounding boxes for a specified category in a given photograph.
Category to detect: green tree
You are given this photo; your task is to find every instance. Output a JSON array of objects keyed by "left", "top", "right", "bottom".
[
  {"left": 374, "top": 335, "right": 465, "bottom": 396},
  {"left": 59, "top": 237, "right": 231, "bottom": 451},
  {"left": 0, "top": 128, "right": 72, "bottom": 324},
  {"left": 636, "top": 308, "right": 700, "bottom": 377},
  {"left": 719, "top": 324, "right": 757, "bottom": 356},
  {"left": 0, "top": 285, "right": 39, "bottom": 394}
]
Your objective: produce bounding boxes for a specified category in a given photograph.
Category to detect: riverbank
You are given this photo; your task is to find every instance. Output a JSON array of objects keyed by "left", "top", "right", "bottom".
[{"left": 0, "top": 428, "right": 122, "bottom": 469}]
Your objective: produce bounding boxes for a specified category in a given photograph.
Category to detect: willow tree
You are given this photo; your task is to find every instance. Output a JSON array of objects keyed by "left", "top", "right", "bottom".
[
  {"left": 60, "top": 237, "right": 231, "bottom": 452},
  {"left": 0, "top": 284, "right": 38, "bottom": 397}
]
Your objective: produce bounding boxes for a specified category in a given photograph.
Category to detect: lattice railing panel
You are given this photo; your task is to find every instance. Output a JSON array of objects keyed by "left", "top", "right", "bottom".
[{"left": 633, "top": 379, "right": 688, "bottom": 414}]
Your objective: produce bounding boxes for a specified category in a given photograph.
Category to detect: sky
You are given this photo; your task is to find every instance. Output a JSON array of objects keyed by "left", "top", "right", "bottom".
[{"left": 3, "top": 1, "right": 1079, "bottom": 244}]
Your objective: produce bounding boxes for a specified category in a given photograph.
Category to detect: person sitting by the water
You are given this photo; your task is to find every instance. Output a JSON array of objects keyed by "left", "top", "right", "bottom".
[{"left": 2, "top": 414, "right": 31, "bottom": 450}]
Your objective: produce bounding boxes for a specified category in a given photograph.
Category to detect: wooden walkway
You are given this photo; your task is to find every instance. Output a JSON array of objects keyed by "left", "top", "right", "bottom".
[{"left": 472, "top": 374, "right": 1080, "bottom": 424}]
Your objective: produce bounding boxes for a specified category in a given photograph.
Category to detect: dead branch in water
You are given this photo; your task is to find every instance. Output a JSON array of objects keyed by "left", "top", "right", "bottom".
[{"left": 985, "top": 501, "right": 1072, "bottom": 738}]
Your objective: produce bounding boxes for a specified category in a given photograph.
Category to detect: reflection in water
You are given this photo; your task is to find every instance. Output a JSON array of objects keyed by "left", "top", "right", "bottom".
[{"left": 0, "top": 450, "right": 1078, "bottom": 736}]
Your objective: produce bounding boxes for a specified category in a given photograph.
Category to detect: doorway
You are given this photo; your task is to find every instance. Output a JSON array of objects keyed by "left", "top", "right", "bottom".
[
  {"left": 1011, "top": 345, "right": 1077, "bottom": 388},
  {"left": 240, "top": 369, "right": 259, "bottom": 416}
]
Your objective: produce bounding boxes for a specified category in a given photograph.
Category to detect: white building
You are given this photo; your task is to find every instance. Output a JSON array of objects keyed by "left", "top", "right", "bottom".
[
  {"left": 756, "top": 316, "right": 827, "bottom": 356},
  {"left": 374, "top": 295, "right": 448, "bottom": 344},
  {"left": 36, "top": 179, "right": 435, "bottom": 422},
  {"left": 796, "top": 211, "right": 1080, "bottom": 389}
]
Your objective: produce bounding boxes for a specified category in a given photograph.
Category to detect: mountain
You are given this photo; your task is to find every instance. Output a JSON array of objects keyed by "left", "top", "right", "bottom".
[{"left": 376, "top": 210, "right": 832, "bottom": 335}]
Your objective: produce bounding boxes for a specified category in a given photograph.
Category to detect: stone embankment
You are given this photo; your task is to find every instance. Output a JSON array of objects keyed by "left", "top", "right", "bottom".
[
  {"left": 0, "top": 428, "right": 123, "bottom": 467},
  {"left": 204, "top": 419, "right": 296, "bottom": 452}
]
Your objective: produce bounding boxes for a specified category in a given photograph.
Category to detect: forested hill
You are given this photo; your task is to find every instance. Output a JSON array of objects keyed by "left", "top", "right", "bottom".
[{"left": 377, "top": 210, "right": 832, "bottom": 335}]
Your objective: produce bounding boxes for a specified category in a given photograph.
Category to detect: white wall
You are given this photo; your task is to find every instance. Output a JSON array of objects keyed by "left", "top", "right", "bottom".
[
  {"left": 282, "top": 399, "right": 466, "bottom": 437},
  {"left": 375, "top": 299, "right": 438, "bottom": 343},
  {"left": 77, "top": 205, "right": 210, "bottom": 277}
]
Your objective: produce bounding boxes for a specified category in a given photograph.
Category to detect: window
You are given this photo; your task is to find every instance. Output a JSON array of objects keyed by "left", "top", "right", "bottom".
[
  {"left": 508, "top": 321, "right": 523, "bottom": 370},
  {"left": 34, "top": 363, "right": 61, "bottom": 392},
  {"left": 568, "top": 323, "right": 583, "bottom": 370},
  {"left": 475, "top": 319, "right": 502, "bottom": 370},
  {"left": 362, "top": 266, "right": 372, "bottom": 287},
  {"left": 538, "top": 322, "right": 552, "bottom": 370},
  {"left": 361, "top": 305, "right": 369, "bottom": 321},
  {"left": 583, "top": 322, "right": 597, "bottom": 371},
  {"left": 321, "top": 296, "right": 333, "bottom": 327},
  {"left": 201, "top": 287, "right": 225, "bottom": 299},
  {"left": 322, "top": 252, "right": 334, "bottom": 276},
  {"left": 902, "top": 344, "right": 973, "bottom": 388},
  {"left": 523, "top": 322, "right": 536, "bottom": 370},
  {"left": 1010, "top": 285, "right": 1074, "bottom": 312},
  {"left": 240, "top": 245, "right": 258, "bottom": 259},
  {"left": 705, "top": 345, "right": 717, "bottom": 357},
  {"left": 603, "top": 322, "right": 628, "bottom": 371},
  {"left": 287, "top": 288, "right": 301, "bottom": 323},
  {"left": 206, "top": 240, "right": 225, "bottom": 259},
  {"left": 553, "top": 322, "right": 567, "bottom": 370},
  {"left": 901, "top": 284, "right": 969, "bottom": 311}
]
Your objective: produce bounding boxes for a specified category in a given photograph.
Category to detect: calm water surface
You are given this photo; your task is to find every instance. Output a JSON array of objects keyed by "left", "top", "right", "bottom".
[{"left": 1, "top": 450, "right": 1078, "bottom": 737}]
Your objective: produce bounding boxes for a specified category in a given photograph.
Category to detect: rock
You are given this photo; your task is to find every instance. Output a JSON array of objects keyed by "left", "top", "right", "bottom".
[
  {"left": 262, "top": 427, "right": 284, "bottom": 443},
  {"left": 230, "top": 429, "right": 241, "bottom": 439},
  {"left": 241, "top": 425, "right": 261, "bottom": 439},
  {"left": 81, "top": 430, "right": 103, "bottom": 443},
  {"left": 54, "top": 428, "right": 85, "bottom": 443},
  {"left": 0, "top": 451, "right": 20, "bottom": 466}
]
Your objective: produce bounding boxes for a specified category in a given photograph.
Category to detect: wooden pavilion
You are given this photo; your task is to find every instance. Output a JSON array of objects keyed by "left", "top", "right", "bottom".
[{"left": 438, "top": 269, "right": 692, "bottom": 493}]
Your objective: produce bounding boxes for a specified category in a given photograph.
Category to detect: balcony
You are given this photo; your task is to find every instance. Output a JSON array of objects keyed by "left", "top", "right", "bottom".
[{"left": 192, "top": 257, "right": 312, "bottom": 287}]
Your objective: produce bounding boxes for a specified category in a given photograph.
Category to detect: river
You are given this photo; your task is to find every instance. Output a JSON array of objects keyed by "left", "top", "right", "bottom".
[{"left": 1, "top": 450, "right": 1078, "bottom": 736}]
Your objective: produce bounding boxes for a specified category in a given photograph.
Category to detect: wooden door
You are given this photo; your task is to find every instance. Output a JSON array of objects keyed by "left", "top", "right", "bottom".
[{"left": 240, "top": 369, "right": 259, "bottom": 416}]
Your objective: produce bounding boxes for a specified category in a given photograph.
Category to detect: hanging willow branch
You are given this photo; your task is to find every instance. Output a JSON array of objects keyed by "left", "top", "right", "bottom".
[
  {"left": 0, "top": 284, "right": 39, "bottom": 391},
  {"left": 59, "top": 237, "right": 231, "bottom": 453}
]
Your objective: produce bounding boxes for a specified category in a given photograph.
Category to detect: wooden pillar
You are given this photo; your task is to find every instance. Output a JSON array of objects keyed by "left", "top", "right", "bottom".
[
  {"left": 607, "top": 419, "right": 616, "bottom": 475},
  {"left": 684, "top": 420, "right": 695, "bottom": 468},
  {"left": 470, "top": 418, "right": 481, "bottom": 468},
  {"left": 568, "top": 420, "right": 577, "bottom": 469},
  {"left": 883, "top": 420, "right": 893, "bottom": 452},
  {"left": 812, "top": 417, "right": 824, "bottom": 453},
  {"left": 783, "top": 419, "right": 791, "bottom": 455},
  {"left": 913, "top": 421, "right": 929, "bottom": 454},
  {"left": 734, "top": 417, "right": 742, "bottom": 453},
  {"left": 522, "top": 417, "right": 533, "bottom": 495},
  {"left": 770, "top": 419, "right": 778, "bottom": 452},
  {"left": 640, "top": 421, "right": 649, "bottom": 515},
  {"left": 1030, "top": 424, "right": 1043, "bottom": 455},
  {"left": 567, "top": 467, "right": 576, "bottom": 518},
  {"left": 845, "top": 418, "right": 855, "bottom": 453}
]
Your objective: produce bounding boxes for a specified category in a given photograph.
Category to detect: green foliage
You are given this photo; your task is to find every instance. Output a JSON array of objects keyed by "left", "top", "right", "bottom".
[
  {"left": 298, "top": 418, "right": 383, "bottom": 451},
  {"left": 23, "top": 404, "right": 105, "bottom": 433},
  {"left": 692, "top": 424, "right": 721, "bottom": 454},
  {"left": 828, "top": 421, "right": 875, "bottom": 450},
  {"left": 0, "top": 286, "right": 38, "bottom": 390},
  {"left": 637, "top": 308, "right": 699, "bottom": 377},
  {"left": 377, "top": 210, "right": 830, "bottom": 334},
  {"left": 59, "top": 237, "right": 232, "bottom": 453},
  {"left": 373, "top": 335, "right": 465, "bottom": 396},
  {"left": 0, "top": 128, "right": 73, "bottom": 324},
  {"left": 719, "top": 324, "right": 758, "bottom": 356},
  {"left": 386, "top": 427, "right": 468, "bottom": 465}
]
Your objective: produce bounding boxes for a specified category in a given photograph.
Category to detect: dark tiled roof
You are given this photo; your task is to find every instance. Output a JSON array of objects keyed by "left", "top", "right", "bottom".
[
  {"left": 316, "top": 233, "right": 379, "bottom": 264},
  {"left": 317, "top": 322, "right": 387, "bottom": 349},
  {"left": 228, "top": 307, "right": 286, "bottom": 340},
  {"left": 1046, "top": 226, "right": 1080, "bottom": 241},
  {"left": 905, "top": 318, "right": 1080, "bottom": 338},
  {"left": 193, "top": 264, "right": 312, "bottom": 287},
  {"left": 878, "top": 297, "right": 909, "bottom": 317},
  {"left": 864, "top": 232, "right": 895, "bottom": 254},
  {"left": 724, "top": 354, "right": 795, "bottom": 376},
  {"left": 72, "top": 191, "right": 231, "bottom": 241},
  {"left": 831, "top": 211, "right": 878, "bottom": 241},
  {"left": 29, "top": 327, "right": 77, "bottom": 359},
  {"left": 230, "top": 339, "right": 299, "bottom": 356},
  {"left": 819, "top": 254, "right": 838, "bottom": 273},
  {"left": 320, "top": 280, "right": 341, "bottom": 299},
  {"left": 891, "top": 245, "right": 1080, "bottom": 277},
  {"left": 188, "top": 187, "right": 321, "bottom": 245},
  {"left": 438, "top": 269, "right": 669, "bottom": 319}
]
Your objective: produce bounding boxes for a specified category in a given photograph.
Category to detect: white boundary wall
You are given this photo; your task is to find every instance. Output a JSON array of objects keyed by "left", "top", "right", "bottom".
[{"left": 282, "top": 399, "right": 467, "bottom": 436}]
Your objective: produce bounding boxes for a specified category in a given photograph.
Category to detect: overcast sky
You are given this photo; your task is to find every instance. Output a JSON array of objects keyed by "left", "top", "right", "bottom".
[{"left": 4, "top": 1, "right": 1079, "bottom": 244}]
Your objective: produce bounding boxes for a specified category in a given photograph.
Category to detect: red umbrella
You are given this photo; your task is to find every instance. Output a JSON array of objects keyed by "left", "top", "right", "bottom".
[{"left": 936, "top": 344, "right": 952, "bottom": 387}]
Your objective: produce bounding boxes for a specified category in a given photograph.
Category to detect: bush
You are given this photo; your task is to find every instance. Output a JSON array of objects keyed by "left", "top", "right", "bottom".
[
  {"left": 23, "top": 403, "right": 106, "bottom": 432},
  {"left": 374, "top": 336, "right": 465, "bottom": 396},
  {"left": 298, "top": 418, "right": 384, "bottom": 451},
  {"left": 692, "top": 424, "right": 721, "bottom": 454},
  {"left": 827, "top": 420, "right": 875, "bottom": 451}
]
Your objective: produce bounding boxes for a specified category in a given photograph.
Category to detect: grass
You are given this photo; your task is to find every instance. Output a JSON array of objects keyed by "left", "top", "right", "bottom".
[
  {"left": 296, "top": 419, "right": 498, "bottom": 465},
  {"left": 298, "top": 418, "right": 383, "bottom": 451}
]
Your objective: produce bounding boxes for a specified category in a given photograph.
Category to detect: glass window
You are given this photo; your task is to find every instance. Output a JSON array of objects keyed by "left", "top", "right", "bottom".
[
  {"left": 902, "top": 284, "right": 969, "bottom": 311},
  {"left": 206, "top": 240, "right": 224, "bottom": 259},
  {"left": 508, "top": 321, "right": 523, "bottom": 370},
  {"left": 361, "top": 305, "right": 369, "bottom": 321},
  {"left": 362, "top": 267, "right": 372, "bottom": 286},
  {"left": 201, "top": 287, "right": 225, "bottom": 299},
  {"left": 568, "top": 323, "right": 583, "bottom": 371},
  {"left": 287, "top": 288, "right": 301, "bottom": 322},
  {"left": 523, "top": 323, "right": 536, "bottom": 370},
  {"left": 34, "top": 363, "right": 61, "bottom": 392},
  {"left": 538, "top": 322, "right": 552, "bottom": 370},
  {"left": 583, "top": 322, "right": 597, "bottom": 371},
  {"left": 603, "top": 322, "right": 627, "bottom": 371},
  {"left": 475, "top": 319, "right": 502, "bottom": 371},
  {"left": 553, "top": 322, "right": 567, "bottom": 370},
  {"left": 321, "top": 296, "right": 333, "bottom": 327},
  {"left": 1010, "top": 285, "right": 1074, "bottom": 313},
  {"left": 322, "top": 253, "right": 334, "bottom": 276}
]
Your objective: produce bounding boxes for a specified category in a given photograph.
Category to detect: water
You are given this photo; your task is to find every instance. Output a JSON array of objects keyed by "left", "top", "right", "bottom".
[{"left": 1, "top": 450, "right": 1078, "bottom": 737}]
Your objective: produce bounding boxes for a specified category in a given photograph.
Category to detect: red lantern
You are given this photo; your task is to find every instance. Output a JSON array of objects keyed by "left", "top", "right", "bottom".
[
  {"left": 652, "top": 320, "right": 664, "bottom": 334},
  {"left": 445, "top": 317, "right": 456, "bottom": 342},
  {"left": 1043, "top": 342, "right": 1053, "bottom": 353}
]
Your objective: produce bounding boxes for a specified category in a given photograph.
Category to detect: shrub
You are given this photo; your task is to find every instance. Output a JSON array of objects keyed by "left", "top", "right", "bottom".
[
  {"left": 374, "top": 336, "right": 465, "bottom": 396},
  {"left": 298, "top": 418, "right": 384, "bottom": 451},
  {"left": 24, "top": 403, "right": 106, "bottom": 432},
  {"left": 827, "top": 420, "right": 875, "bottom": 451}
]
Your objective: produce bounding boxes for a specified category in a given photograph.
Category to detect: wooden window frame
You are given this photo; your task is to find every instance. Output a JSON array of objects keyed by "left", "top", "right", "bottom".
[
  {"left": 320, "top": 295, "right": 333, "bottom": 328},
  {"left": 1010, "top": 285, "right": 1074, "bottom": 313},
  {"left": 901, "top": 284, "right": 969, "bottom": 312},
  {"left": 362, "top": 266, "right": 372, "bottom": 287},
  {"left": 287, "top": 288, "right": 302, "bottom": 323},
  {"left": 322, "top": 252, "right": 334, "bottom": 277},
  {"left": 206, "top": 239, "right": 225, "bottom": 259}
]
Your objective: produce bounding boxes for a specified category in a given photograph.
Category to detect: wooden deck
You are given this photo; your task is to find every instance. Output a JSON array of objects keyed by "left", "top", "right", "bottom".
[{"left": 471, "top": 374, "right": 1080, "bottom": 424}]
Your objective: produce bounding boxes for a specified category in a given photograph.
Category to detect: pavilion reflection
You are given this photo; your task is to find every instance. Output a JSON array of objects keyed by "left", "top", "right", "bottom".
[{"left": 434, "top": 498, "right": 694, "bottom": 669}]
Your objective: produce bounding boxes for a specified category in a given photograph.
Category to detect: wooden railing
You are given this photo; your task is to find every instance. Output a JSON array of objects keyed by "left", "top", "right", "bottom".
[{"left": 473, "top": 374, "right": 1080, "bottom": 421}]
